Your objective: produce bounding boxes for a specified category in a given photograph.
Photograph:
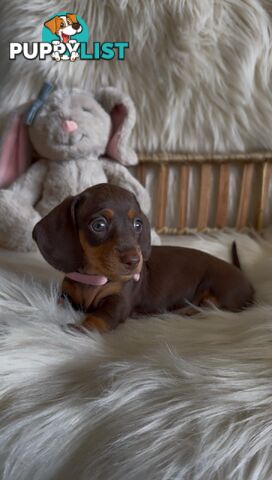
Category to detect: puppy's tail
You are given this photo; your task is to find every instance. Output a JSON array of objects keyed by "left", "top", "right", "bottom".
[{"left": 231, "top": 241, "right": 241, "bottom": 270}]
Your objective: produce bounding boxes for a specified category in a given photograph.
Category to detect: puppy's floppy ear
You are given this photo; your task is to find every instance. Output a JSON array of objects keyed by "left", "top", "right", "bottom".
[
  {"left": 67, "top": 13, "right": 78, "bottom": 24},
  {"left": 139, "top": 214, "right": 151, "bottom": 260},
  {"left": 44, "top": 16, "right": 58, "bottom": 34},
  {"left": 32, "top": 196, "right": 84, "bottom": 272}
]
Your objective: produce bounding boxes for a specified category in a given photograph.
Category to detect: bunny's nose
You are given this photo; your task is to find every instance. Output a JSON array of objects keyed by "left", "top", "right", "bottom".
[{"left": 62, "top": 120, "right": 78, "bottom": 132}]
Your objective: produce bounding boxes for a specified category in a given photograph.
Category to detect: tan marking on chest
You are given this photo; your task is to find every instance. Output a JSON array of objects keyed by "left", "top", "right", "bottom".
[
  {"left": 62, "top": 277, "right": 121, "bottom": 311},
  {"left": 92, "top": 281, "right": 121, "bottom": 308}
]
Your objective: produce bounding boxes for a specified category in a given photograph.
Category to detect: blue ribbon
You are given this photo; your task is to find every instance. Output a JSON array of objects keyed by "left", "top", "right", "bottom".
[{"left": 24, "top": 82, "right": 54, "bottom": 125}]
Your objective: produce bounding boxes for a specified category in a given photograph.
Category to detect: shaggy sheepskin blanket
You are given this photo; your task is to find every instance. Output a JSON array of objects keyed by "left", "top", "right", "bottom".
[
  {"left": 1, "top": 0, "right": 272, "bottom": 152},
  {"left": 1, "top": 231, "right": 272, "bottom": 480}
]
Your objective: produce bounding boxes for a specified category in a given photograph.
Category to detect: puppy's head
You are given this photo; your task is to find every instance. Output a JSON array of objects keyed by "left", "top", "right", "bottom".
[
  {"left": 33, "top": 184, "right": 151, "bottom": 281},
  {"left": 44, "top": 14, "right": 82, "bottom": 38}
]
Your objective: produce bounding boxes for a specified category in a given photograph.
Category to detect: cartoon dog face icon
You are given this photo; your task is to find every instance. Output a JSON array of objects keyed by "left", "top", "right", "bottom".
[
  {"left": 44, "top": 14, "right": 82, "bottom": 61},
  {"left": 44, "top": 14, "right": 82, "bottom": 42}
]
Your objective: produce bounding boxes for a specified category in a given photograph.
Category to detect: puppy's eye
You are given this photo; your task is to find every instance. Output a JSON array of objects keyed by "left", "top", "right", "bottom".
[
  {"left": 133, "top": 218, "right": 143, "bottom": 233},
  {"left": 60, "top": 22, "right": 65, "bottom": 27},
  {"left": 90, "top": 217, "right": 108, "bottom": 233}
]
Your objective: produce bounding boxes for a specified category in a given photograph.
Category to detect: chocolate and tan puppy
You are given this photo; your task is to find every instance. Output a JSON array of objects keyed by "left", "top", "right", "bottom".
[{"left": 33, "top": 184, "right": 254, "bottom": 333}]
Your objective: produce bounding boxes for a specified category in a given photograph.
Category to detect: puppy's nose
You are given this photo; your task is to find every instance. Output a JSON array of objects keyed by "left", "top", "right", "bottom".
[
  {"left": 73, "top": 22, "right": 80, "bottom": 30},
  {"left": 119, "top": 250, "right": 140, "bottom": 268},
  {"left": 62, "top": 120, "right": 78, "bottom": 132}
]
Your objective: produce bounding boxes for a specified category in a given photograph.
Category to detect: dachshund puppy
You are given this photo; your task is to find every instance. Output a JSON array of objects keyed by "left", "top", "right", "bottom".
[{"left": 33, "top": 183, "right": 254, "bottom": 333}]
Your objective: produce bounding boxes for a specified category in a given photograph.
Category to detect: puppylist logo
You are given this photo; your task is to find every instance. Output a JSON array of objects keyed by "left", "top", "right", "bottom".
[{"left": 9, "top": 12, "right": 129, "bottom": 62}]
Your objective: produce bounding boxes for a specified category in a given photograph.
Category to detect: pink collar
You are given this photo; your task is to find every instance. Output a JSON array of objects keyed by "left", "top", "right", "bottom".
[
  {"left": 66, "top": 272, "right": 108, "bottom": 286},
  {"left": 65, "top": 271, "right": 140, "bottom": 286}
]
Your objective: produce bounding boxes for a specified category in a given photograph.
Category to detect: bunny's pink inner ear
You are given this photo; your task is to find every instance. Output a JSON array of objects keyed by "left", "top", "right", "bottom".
[
  {"left": 0, "top": 115, "right": 31, "bottom": 188},
  {"left": 105, "top": 104, "right": 127, "bottom": 162}
]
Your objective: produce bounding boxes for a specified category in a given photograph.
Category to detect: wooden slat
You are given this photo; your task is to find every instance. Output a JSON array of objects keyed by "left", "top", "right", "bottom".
[
  {"left": 155, "top": 164, "right": 169, "bottom": 230},
  {"left": 257, "top": 162, "right": 272, "bottom": 230},
  {"left": 136, "top": 156, "right": 272, "bottom": 233},
  {"left": 197, "top": 164, "right": 212, "bottom": 230},
  {"left": 138, "top": 151, "right": 272, "bottom": 164},
  {"left": 236, "top": 163, "right": 254, "bottom": 229},
  {"left": 216, "top": 163, "right": 230, "bottom": 228},
  {"left": 177, "top": 165, "right": 189, "bottom": 230},
  {"left": 136, "top": 164, "right": 146, "bottom": 186}
]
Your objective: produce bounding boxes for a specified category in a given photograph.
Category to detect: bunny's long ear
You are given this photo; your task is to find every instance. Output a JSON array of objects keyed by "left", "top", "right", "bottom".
[
  {"left": 0, "top": 109, "right": 32, "bottom": 188},
  {"left": 96, "top": 87, "right": 138, "bottom": 166}
]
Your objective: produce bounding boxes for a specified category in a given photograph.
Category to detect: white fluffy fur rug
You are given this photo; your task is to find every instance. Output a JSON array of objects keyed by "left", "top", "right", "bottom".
[
  {"left": 1, "top": 0, "right": 272, "bottom": 151},
  {"left": 1, "top": 232, "right": 272, "bottom": 479}
]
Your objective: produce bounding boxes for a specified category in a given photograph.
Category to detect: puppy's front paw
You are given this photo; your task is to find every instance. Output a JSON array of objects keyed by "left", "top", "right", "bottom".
[
  {"left": 70, "top": 52, "right": 79, "bottom": 62},
  {"left": 66, "top": 316, "right": 110, "bottom": 334},
  {"left": 82, "top": 315, "right": 110, "bottom": 333},
  {"left": 51, "top": 52, "right": 61, "bottom": 62}
]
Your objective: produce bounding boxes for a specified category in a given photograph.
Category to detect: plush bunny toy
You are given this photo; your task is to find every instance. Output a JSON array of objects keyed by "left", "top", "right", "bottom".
[{"left": 0, "top": 83, "right": 153, "bottom": 251}]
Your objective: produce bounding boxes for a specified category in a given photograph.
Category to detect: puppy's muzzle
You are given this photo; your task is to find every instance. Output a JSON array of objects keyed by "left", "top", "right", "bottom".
[{"left": 118, "top": 249, "right": 141, "bottom": 270}]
